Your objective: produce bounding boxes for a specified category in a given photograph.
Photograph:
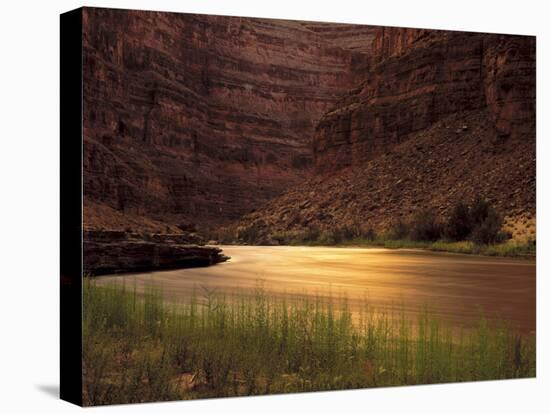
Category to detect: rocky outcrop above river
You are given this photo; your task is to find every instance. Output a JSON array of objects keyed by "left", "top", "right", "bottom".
[
  {"left": 83, "top": 230, "right": 229, "bottom": 275},
  {"left": 312, "top": 30, "right": 535, "bottom": 173},
  {"left": 235, "top": 108, "right": 536, "bottom": 243}
]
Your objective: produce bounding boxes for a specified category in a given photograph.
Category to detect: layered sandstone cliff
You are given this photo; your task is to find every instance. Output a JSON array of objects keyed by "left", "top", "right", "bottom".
[
  {"left": 236, "top": 109, "right": 535, "bottom": 243},
  {"left": 83, "top": 8, "right": 368, "bottom": 231},
  {"left": 235, "top": 29, "right": 535, "bottom": 242},
  {"left": 83, "top": 230, "right": 228, "bottom": 275},
  {"left": 312, "top": 30, "right": 535, "bottom": 173},
  {"left": 82, "top": 9, "right": 535, "bottom": 245}
]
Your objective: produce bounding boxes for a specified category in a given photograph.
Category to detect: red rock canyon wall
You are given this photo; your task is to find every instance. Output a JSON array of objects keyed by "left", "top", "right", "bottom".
[
  {"left": 82, "top": 8, "right": 368, "bottom": 230},
  {"left": 312, "top": 29, "right": 535, "bottom": 173}
]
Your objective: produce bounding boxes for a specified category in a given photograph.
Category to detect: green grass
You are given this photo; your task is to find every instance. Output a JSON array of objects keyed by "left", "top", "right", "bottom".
[
  {"left": 267, "top": 225, "right": 535, "bottom": 257},
  {"left": 373, "top": 239, "right": 535, "bottom": 257},
  {"left": 279, "top": 235, "right": 535, "bottom": 258},
  {"left": 83, "top": 280, "right": 535, "bottom": 405}
]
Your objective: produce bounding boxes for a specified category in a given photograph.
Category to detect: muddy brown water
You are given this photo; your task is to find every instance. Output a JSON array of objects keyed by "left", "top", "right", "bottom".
[{"left": 97, "top": 246, "right": 536, "bottom": 333}]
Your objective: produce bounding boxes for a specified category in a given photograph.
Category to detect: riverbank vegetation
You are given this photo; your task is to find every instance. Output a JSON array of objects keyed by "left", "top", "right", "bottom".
[
  {"left": 83, "top": 280, "right": 535, "bottom": 405},
  {"left": 265, "top": 198, "right": 535, "bottom": 257}
]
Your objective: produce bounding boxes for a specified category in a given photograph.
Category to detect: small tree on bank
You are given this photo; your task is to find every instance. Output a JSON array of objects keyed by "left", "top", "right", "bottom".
[
  {"left": 445, "top": 201, "right": 472, "bottom": 241},
  {"left": 470, "top": 207, "right": 504, "bottom": 244},
  {"left": 469, "top": 196, "right": 491, "bottom": 228},
  {"left": 444, "top": 196, "right": 505, "bottom": 244},
  {"left": 389, "top": 218, "right": 409, "bottom": 240},
  {"left": 410, "top": 209, "right": 443, "bottom": 242}
]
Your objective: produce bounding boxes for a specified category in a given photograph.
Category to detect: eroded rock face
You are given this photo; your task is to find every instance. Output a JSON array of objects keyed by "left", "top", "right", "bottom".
[
  {"left": 82, "top": 8, "right": 368, "bottom": 230},
  {"left": 83, "top": 230, "right": 229, "bottom": 275},
  {"left": 483, "top": 35, "right": 536, "bottom": 138},
  {"left": 82, "top": 8, "right": 535, "bottom": 244},
  {"left": 236, "top": 109, "right": 536, "bottom": 242},
  {"left": 239, "top": 28, "right": 535, "bottom": 242},
  {"left": 312, "top": 29, "right": 536, "bottom": 173},
  {"left": 371, "top": 27, "right": 431, "bottom": 63},
  {"left": 299, "top": 22, "right": 377, "bottom": 55}
]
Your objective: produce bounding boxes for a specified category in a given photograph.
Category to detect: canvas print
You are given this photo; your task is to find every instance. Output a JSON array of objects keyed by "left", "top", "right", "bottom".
[{"left": 67, "top": 6, "right": 536, "bottom": 406}]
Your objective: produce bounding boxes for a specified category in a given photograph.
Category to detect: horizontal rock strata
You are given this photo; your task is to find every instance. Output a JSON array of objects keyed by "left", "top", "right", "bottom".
[
  {"left": 313, "top": 30, "right": 535, "bottom": 173},
  {"left": 84, "top": 230, "right": 229, "bottom": 275},
  {"left": 82, "top": 8, "right": 368, "bottom": 230},
  {"left": 81, "top": 8, "right": 535, "bottom": 245},
  {"left": 236, "top": 109, "right": 535, "bottom": 243}
]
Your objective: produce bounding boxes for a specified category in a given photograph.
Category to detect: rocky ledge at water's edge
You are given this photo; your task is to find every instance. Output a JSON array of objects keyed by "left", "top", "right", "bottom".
[{"left": 83, "top": 230, "right": 229, "bottom": 275}]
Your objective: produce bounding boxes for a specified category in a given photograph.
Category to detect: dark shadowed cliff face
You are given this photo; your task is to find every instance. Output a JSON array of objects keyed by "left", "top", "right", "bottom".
[
  {"left": 82, "top": 8, "right": 535, "bottom": 240},
  {"left": 82, "top": 8, "right": 368, "bottom": 231},
  {"left": 299, "top": 22, "right": 377, "bottom": 55},
  {"left": 235, "top": 29, "right": 535, "bottom": 242},
  {"left": 237, "top": 109, "right": 536, "bottom": 242},
  {"left": 312, "top": 30, "right": 535, "bottom": 173}
]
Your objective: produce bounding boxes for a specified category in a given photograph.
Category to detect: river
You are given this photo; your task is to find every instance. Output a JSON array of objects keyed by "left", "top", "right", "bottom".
[{"left": 97, "top": 246, "right": 536, "bottom": 332}]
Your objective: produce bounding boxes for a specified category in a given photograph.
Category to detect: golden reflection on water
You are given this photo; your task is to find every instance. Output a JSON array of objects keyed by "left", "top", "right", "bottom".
[{"left": 97, "top": 246, "right": 535, "bottom": 333}]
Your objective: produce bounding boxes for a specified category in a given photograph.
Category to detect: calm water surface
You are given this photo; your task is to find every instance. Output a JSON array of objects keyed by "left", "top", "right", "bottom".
[{"left": 97, "top": 246, "right": 536, "bottom": 332}]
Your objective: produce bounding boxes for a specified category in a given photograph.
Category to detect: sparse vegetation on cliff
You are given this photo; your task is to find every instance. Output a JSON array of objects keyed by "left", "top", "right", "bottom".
[
  {"left": 227, "top": 199, "right": 534, "bottom": 257},
  {"left": 84, "top": 281, "right": 535, "bottom": 405},
  {"left": 386, "top": 198, "right": 511, "bottom": 245}
]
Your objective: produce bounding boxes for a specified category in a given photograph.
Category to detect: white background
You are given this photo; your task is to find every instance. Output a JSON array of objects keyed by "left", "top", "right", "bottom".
[{"left": 0, "top": 0, "right": 547, "bottom": 412}]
